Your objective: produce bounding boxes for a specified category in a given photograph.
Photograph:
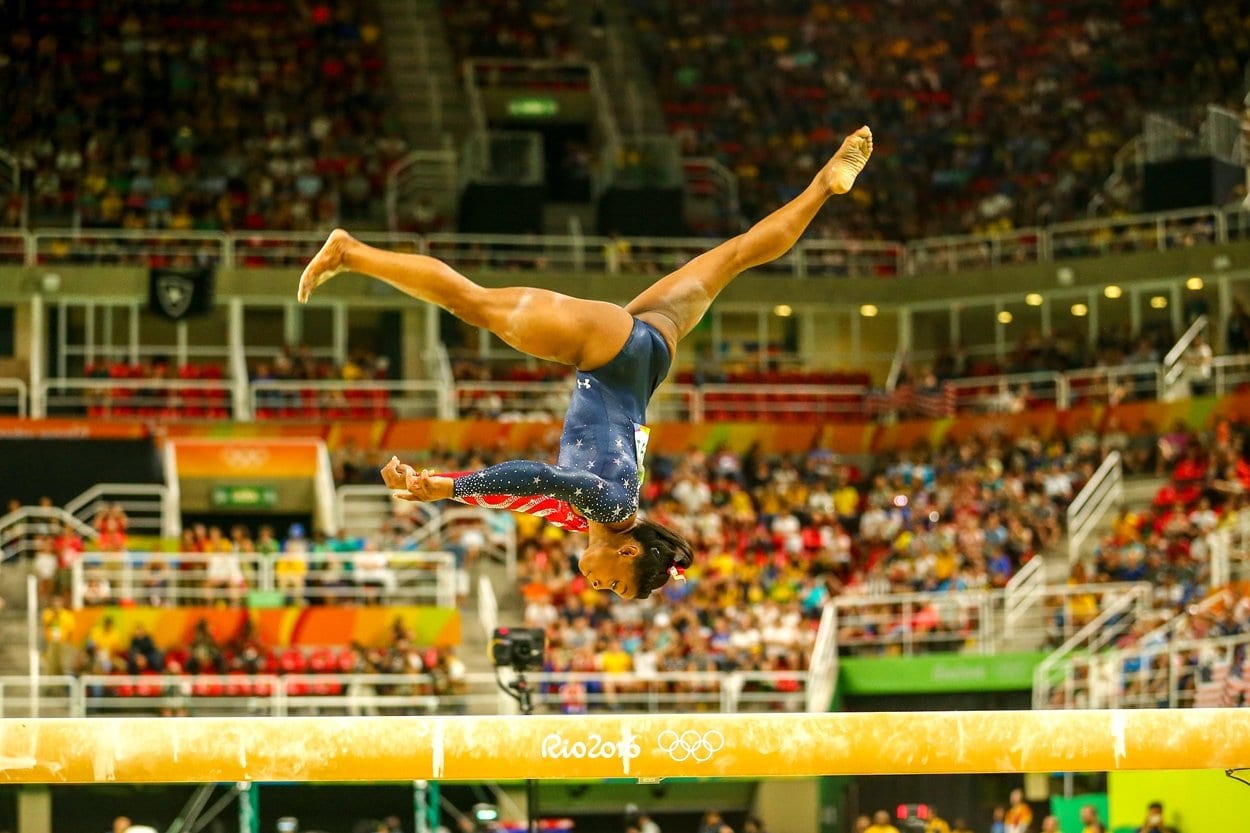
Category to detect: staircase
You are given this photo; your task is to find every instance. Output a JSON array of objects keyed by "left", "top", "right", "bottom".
[
  {"left": 572, "top": 1, "right": 666, "bottom": 137},
  {"left": 0, "top": 609, "right": 28, "bottom": 676},
  {"left": 376, "top": 0, "right": 468, "bottom": 225}
]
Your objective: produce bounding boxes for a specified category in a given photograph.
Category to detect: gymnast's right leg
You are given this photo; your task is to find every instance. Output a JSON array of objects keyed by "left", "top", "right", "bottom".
[{"left": 297, "top": 230, "right": 634, "bottom": 370}]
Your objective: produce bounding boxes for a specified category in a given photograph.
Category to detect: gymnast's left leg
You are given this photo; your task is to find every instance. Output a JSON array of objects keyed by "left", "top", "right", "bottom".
[{"left": 626, "top": 126, "right": 873, "bottom": 358}]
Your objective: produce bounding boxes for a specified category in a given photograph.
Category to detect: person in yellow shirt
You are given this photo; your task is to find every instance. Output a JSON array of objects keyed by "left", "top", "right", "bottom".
[
  {"left": 88, "top": 615, "right": 124, "bottom": 672},
  {"left": 1005, "top": 789, "right": 1033, "bottom": 833},
  {"left": 41, "top": 596, "right": 76, "bottom": 675},
  {"left": 833, "top": 479, "right": 860, "bottom": 520},
  {"left": 598, "top": 640, "right": 633, "bottom": 709},
  {"left": 926, "top": 812, "right": 951, "bottom": 833},
  {"left": 864, "top": 810, "right": 900, "bottom": 833}
]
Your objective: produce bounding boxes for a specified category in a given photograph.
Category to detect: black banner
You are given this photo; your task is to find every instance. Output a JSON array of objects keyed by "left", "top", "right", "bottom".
[{"left": 148, "top": 267, "right": 214, "bottom": 321}]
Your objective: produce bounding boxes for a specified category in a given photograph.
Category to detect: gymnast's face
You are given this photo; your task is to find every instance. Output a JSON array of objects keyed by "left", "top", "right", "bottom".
[{"left": 578, "top": 539, "right": 640, "bottom": 599}]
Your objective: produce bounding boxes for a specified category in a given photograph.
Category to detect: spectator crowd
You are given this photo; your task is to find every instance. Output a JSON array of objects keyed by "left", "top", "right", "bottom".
[{"left": 1, "top": 0, "right": 407, "bottom": 230}]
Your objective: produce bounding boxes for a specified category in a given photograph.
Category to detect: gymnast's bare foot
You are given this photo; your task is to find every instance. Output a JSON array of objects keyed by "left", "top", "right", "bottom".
[
  {"left": 824, "top": 126, "right": 873, "bottom": 195},
  {"left": 298, "top": 228, "right": 356, "bottom": 303}
]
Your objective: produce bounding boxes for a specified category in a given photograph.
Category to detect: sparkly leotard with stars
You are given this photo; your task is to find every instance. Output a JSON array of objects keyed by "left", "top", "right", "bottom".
[{"left": 451, "top": 318, "right": 672, "bottom": 528}]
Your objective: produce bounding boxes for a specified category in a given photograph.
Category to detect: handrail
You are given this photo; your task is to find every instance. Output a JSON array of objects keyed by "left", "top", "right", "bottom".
[
  {"left": 0, "top": 506, "right": 98, "bottom": 563},
  {"left": 1066, "top": 451, "right": 1123, "bottom": 562},
  {"left": 62, "top": 483, "right": 172, "bottom": 539},
  {"left": 1161, "top": 314, "right": 1209, "bottom": 393},
  {"left": 1033, "top": 582, "right": 1151, "bottom": 709},
  {"left": 19, "top": 670, "right": 810, "bottom": 718},
  {"left": 1003, "top": 556, "right": 1045, "bottom": 637},
  {"left": 0, "top": 377, "right": 28, "bottom": 417},
  {"left": 2, "top": 202, "right": 1244, "bottom": 276},
  {"left": 805, "top": 603, "right": 838, "bottom": 712},
  {"left": 477, "top": 574, "right": 499, "bottom": 639},
  {"left": 73, "top": 550, "right": 459, "bottom": 609}
]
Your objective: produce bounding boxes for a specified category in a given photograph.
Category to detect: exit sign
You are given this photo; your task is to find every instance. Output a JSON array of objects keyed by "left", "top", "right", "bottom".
[
  {"left": 507, "top": 96, "right": 559, "bottom": 117},
  {"left": 211, "top": 484, "right": 278, "bottom": 509}
]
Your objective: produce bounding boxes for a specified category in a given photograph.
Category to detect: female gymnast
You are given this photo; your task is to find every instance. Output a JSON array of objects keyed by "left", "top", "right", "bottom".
[{"left": 298, "top": 126, "right": 873, "bottom": 600}]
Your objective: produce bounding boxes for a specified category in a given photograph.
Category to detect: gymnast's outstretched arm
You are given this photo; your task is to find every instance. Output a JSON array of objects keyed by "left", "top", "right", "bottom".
[{"left": 382, "top": 456, "right": 634, "bottom": 524}]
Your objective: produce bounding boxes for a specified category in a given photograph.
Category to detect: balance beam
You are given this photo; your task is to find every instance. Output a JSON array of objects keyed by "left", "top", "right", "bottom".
[{"left": 1, "top": 710, "right": 1247, "bottom": 784}]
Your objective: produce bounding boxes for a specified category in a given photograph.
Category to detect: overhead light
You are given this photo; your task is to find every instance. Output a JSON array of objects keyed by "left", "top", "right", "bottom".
[
  {"left": 1186, "top": 276, "right": 1204, "bottom": 291},
  {"left": 1150, "top": 295, "right": 1168, "bottom": 309},
  {"left": 1025, "top": 293, "right": 1043, "bottom": 306},
  {"left": 860, "top": 304, "right": 879, "bottom": 318},
  {"left": 773, "top": 304, "right": 793, "bottom": 317},
  {"left": 997, "top": 311, "right": 1013, "bottom": 324},
  {"left": 1104, "top": 285, "right": 1123, "bottom": 299},
  {"left": 1057, "top": 267, "right": 1075, "bottom": 286},
  {"left": 1071, "top": 303, "right": 1089, "bottom": 317}
]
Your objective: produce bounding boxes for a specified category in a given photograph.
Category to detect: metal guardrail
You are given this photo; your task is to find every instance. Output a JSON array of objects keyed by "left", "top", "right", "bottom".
[
  {"left": 73, "top": 551, "right": 459, "bottom": 609},
  {"left": 0, "top": 671, "right": 809, "bottom": 717},
  {"left": 252, "top": 379, "right": 451, "bottom": 420},
  {"left": 36, "top": 378, "right": 237, "bottom": 420},
  {"left": 1033, "top": 582, "right": 1153, "bottom": 709},
  {"left": 63, "top": 483, "right": 175, "bottom": 541},
  {"left": 3, "top": 203, "right": 1246, "bottom": 276},
  {"left": 1047, "top": 631, "right": 1250, "bottom": 711},
  {"left": 0, "top": 376, "right": 27, "bottom": 416},
  {"left": 1067, "top": 451, "right": 1124, "bottom": 563}
]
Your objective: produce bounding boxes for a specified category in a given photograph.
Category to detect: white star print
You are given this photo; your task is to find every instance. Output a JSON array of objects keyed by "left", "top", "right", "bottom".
[
  {"left": 575, "top": 439, "right": 583, "bottom": 448},
  {"left": 597, "top": 481, "right": 605, "bottom": 490},
  {"left": 574, "top": 488, "right": 583, "bottom": 496},
  {"left": 613, "top": 504, "right": 622, "bottom": 514},
  {"left": 615, "top": 437, "right": 624, "bottom": 448},
  {"left": 533, "top": 476, "right": 541, "bottom": 485}
]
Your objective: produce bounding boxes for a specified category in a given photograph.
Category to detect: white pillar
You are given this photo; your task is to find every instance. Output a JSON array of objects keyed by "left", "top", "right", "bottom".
[{"left": 29, "top": 295, "right": 45, "bottom": 418}]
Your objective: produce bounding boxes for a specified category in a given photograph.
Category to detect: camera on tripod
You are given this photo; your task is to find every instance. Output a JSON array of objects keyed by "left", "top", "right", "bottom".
[{"left": 490, "top": 626, "right": 546, "bottom": 671}]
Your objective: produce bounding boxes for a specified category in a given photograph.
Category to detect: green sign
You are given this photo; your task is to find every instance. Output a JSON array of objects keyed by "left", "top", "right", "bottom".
[
  {"left": 211, "top": 484, "right": 278, "bottom": 509},
  {"left": 507, "top": 96, "right": 559, "bottom": 117},
  {"left": 838, "top": 651, "right": 1045, "bottom": 696}
]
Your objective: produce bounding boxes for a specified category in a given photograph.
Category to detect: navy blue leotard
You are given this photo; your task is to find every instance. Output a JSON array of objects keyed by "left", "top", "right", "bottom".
[{"left": 452, "top": 318, "right": 672, "bottom": 523}]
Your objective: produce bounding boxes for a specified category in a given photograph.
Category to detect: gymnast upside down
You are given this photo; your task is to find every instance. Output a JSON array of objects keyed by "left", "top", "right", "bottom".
[{"left": 298, "top": 126, "right": 874, "bottom": 600}]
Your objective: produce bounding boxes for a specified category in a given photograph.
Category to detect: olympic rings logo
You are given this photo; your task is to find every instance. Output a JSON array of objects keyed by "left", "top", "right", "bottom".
[
  {"left": 656, "top": 729, "right": 724, "bottom": 763},
  {"left": 221, "top": 448, "right": 271, "bottom": 469}
]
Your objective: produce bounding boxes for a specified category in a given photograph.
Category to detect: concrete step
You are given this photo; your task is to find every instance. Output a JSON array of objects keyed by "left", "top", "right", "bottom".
[{"left": 0, "top": 612, "right": 31, "bottom": 676}]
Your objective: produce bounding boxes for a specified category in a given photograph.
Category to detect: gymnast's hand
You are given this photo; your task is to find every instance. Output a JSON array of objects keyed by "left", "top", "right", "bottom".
[
  {"left": 381, "top": 455, "right": 414, "bottom": 491},
  {"left": 399, "top": 468, "right": 455, "bottom": 502}
]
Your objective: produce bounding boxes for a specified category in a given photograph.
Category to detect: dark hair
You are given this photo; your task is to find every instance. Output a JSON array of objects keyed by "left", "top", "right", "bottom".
[{"left": 629, "top": 517, "right": 694, "bottom": 599}]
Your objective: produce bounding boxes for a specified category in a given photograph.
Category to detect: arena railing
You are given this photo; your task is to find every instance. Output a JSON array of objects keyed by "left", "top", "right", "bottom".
[
  {"left": 5, "top": 203, "right": 1246, "bottom": 276},
  {"left": 0, "top": 376, "right": 28, "bottom": 417},
  {"left": 829, "top": 590, "right": 997, "bottom": 657},
  {"left": 1046, "top": 631, "right": 1250, "bottom": 711},
  {"left": 1048, "top": 206, "right": 1226, "bottom": 260},
  {"left": 904, "top": 227, "right": 1048, "bottom": 275},
  {"left": 71, "top": 551, "right": 459, "bottom": 609},
  {"left": 335, "top": 485, "right": 441, "bottom": 540},
  {"left": 35, "top": 378, "right": 239, "bottom": 421},
  {"left": 1032, "top": 581, "right": 1153, "bottom": 709},
  {"left": 335, "top": 487, "right": 517, "bottom": 582},
  {"left": 57, "top": 670, "right": 807, "bottom": 718},
  {"left": 1066, "top": 451, "right": 1124, "bottom": 563},
  {"left": 941, "top": 371, "right": 1069, "bottom": 413},
  {"left": 830, "top": 580, "right": 1154, "bottom": 660},
  {"left": 0, "top": 675, "right": 78, "bottom": 718},
  {"left": 1212, "top": 354, "right": 1250, "bottom": 396},
  {"left": 0, "top": 228, "right": 31, "bottom": 265},
  {"left": 63, "top": 483, "right": 177, "bottom": 542},
  {"left": 250, "top": 379, "right": 452, "bottom": 420},
  {"left": 1062, "top": 362, "right": 1162, "bottom": 405},
  {"left": 0, "top": 506, "right": 98, "bottom": 565}
]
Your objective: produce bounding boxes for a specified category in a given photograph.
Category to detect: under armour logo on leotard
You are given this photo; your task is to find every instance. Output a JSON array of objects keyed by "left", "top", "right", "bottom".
[{"left": 577, "top": 379, "right": 592, "bottom": 389}]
